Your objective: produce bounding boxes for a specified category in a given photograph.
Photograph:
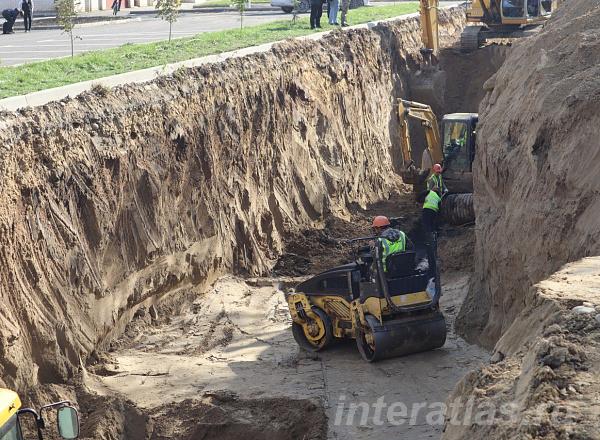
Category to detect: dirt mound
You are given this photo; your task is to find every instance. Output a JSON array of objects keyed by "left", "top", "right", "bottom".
[
  {"left": 443, "top": 258, "right": 600, "bottom": 440},
  {"left": 150, "top": 393, "right": 327, "bottom": 440},
  {"left": 457, "top": 0, "right": 600, "bottom": 347}
]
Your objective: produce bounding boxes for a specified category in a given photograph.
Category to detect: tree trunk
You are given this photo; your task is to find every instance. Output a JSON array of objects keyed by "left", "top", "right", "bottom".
[
  {"left": 70, "top": 31, "right": 74, "bottom": 58},
  {"left": 169, "top": 21, "right": 172, "bottom": 42}
]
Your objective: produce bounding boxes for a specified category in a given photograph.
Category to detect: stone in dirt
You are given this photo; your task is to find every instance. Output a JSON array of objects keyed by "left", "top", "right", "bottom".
[{"left": 572, "top": 305, "right": 595, "bottom": 315}]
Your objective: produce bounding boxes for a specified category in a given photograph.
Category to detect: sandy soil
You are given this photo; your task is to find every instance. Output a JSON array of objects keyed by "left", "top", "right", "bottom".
[{"left": 86, "top": 195, "right": 487, "bottom": 439}]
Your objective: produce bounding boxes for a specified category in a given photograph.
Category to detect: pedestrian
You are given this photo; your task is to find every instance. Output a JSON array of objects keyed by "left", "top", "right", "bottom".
[
  {"left": 309, "top": 0, "right": 324, "bottom": 29},
  {"left": 328, "top": 0, "right": 338, "bottom": 25},
  {"left": 2, "top": 8, "right": 21, "bottom": 34},
  {"left": 21, "top": 0, "right": 32, "bottom": 32},
  {"left": 340, "top": 0, "right": 349, "bottom": 26},
  {"left": 111, "top": 0, "right": 121, "bottom": 15}
]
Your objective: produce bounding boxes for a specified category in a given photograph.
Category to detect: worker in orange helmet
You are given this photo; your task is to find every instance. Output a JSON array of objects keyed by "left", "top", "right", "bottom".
[
  {"left": 371, "top": 216, "right": 414, "bottom": 272},
  {"left": 427, "top": 164, "right": 448, "bottom": 196}
]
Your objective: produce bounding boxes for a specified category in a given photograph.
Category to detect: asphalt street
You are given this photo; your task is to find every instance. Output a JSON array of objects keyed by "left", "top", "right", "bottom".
[{"left": 0, "top": 10, "right": 292, "bottom": 65}]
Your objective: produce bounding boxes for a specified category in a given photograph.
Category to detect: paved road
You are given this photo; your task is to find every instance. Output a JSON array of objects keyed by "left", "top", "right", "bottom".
[{"left": 0, "top": 10, "right": 292, "bottom": 65}]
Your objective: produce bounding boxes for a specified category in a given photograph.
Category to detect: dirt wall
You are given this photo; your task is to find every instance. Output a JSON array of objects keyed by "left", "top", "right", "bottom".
[
  {"left": 443, "top": 258, "right": 600, "bottom": 440},
  {"left": 0, "top": 10, "right": 465, "bottom": 395},
  {"left": 456, "top": 0, "right": 600, "bottom": 347}
]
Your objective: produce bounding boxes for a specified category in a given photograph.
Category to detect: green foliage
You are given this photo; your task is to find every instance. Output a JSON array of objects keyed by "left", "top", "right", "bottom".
[
  {"left": 156, "top": 0, "right": 183, "bottom": 41},
  {"left": 0, "top": 3, "right": 419, "bottom": 98},
  {"left": 230, "top": 0, "right": 246, "bottom": 29},
  {"left": 54, "top": 0, "right": 80, "bottom": 57}
]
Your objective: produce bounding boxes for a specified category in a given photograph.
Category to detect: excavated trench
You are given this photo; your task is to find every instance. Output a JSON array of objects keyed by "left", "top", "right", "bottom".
[{"left": 0, "top": 8, "right": 535, "bottom": 440}]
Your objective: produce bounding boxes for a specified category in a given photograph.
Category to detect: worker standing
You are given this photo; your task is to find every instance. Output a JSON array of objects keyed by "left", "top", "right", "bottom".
[
  {"left": 427, "top": 164, "right": 448, "bottom": 195},
  {"left": 422, "top": 187, "right": 441, "bottom": 275},
  {"left": 340, "top": 0, "right": 349, "bottom": 26}
]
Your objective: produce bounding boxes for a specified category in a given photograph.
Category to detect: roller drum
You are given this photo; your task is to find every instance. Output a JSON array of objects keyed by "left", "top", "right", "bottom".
[{"left": 357, "top": 312, "right": 447, "bottom": 362}]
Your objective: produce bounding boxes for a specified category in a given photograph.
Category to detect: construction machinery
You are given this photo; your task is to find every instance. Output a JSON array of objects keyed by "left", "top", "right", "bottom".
[
  {"left": 460, "top": 0, "right": 554, "bottom": 51},
  {"left": 287, "top": 234, "right": 446, "bottom": 362},
  {"left": 398, "top": 99, "right": 477, "bottom": 224},
  {"left": 0, "top": 388, "right": 79, "bottom": 440},
  {"left": 410, "top": 0, "right": 446, "bottom": 109}
]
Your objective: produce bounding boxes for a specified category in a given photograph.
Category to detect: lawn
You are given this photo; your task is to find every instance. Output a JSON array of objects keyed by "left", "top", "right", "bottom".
[{"left": 0, "top": 3, "right": 418, "bottom": 99}]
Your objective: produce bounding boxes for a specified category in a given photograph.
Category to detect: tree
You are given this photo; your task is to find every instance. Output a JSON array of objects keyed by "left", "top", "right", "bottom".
[
  {"left": 231, "top": 0, "right": 246, "bottom": 30},
  {"left": 55, "top": 0, "right": 80, "bottom": 58},
  {"left": 291, "top": 0, "right": 299, "bottom": 24},
  {"left": 156, "top": 0, "right": 182, "bottom": 42}
]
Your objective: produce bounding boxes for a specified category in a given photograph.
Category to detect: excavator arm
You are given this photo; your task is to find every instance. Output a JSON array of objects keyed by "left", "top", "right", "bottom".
[
  {"left": 419, "top": 0, "right": 440, "bottom": 57},
  {"left": 397, "top": 99, "right": 444, "bottom": 185}
]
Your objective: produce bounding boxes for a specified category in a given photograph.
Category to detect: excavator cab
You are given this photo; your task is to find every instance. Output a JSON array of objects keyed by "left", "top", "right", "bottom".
[{"left": 441, "top": 113, "right": 478, "bottom": 193}]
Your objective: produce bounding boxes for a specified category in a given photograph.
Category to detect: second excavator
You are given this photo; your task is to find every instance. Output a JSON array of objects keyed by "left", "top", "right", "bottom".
[{"left": 398, "top": 99, "right": 477, "bottom": 224}]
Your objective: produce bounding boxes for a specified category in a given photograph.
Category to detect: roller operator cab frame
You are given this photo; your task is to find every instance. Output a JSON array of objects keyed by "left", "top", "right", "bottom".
[
  {"left": 286, "top": 238, "right": 446, "bottom": 362},
  {"left": 0, "top": 389, "right": 80, "bottom": 440}
]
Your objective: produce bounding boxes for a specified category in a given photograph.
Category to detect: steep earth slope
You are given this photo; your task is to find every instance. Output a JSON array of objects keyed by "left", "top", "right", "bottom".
[
  {"left": 0, "top": 10, "right": 466, "bottom": 396},
  {"left": 457, "top": 0, "right": 600, "bottom": 346},
  {"left": 444, "top": 0, "right": 600, "bottom": 438}
]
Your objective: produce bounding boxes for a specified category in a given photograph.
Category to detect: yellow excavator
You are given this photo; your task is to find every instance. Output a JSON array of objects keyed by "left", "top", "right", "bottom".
[
  {"left": 0, "top": 388, "right": 79, "bottom": 440},
  {"left": 460, "top": 0, "right": 555, "bottom": 51},
  {"left": 410, "top": 0, "right": 447, "bottom": 109},
  {"left": 398, "top": 99, "right": 476, "bottom": 224}
]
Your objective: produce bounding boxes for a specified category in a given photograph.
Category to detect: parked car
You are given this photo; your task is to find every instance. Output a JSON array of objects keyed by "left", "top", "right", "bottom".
[
  {"left": 271, "top": 0, "right": 363, "bottom": 14},
  {"left": 271, "top": 0, "right": 310, "bottom": 13}
]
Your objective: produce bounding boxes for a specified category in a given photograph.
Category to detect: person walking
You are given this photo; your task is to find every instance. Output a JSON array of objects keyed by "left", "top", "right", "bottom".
[
  {"left": 340, "top": 0, "right": 349, "bottom": 26},
  {"left": 111, "top": 0, "right": 121, "bottom": 15},
  {"left": 328, "top": 0, "right": 338, "bottom": 25},
  {"left": 309, "top": 0, "right": 324, "bottom": 29},
  {"left": 2, "top": 8, "right": 21, "bottom": 34},
  {"left": 21, "top": 0, "right": 32, "bottom": 32}
]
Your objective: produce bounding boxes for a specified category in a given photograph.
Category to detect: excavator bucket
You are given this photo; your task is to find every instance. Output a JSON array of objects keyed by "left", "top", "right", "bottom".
[{"left": 409, "top": 67, "right": 447, "bottom": 114}]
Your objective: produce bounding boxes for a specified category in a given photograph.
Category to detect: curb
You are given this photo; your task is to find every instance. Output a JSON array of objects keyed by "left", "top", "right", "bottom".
[{"left": 30, "top": 17, "right": 141, "bottom": 30}]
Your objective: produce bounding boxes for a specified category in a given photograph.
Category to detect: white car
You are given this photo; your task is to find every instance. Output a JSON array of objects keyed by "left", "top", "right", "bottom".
[{"left": 271, "top": 0, "right": 310, "bottom": 13}]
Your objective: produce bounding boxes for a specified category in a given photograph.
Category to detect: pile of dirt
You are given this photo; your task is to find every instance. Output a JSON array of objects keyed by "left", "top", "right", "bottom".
[
  {"left": 150, "top": 393, "right": 327, "bottom": 440},
  {"left": 0, "top": 9, "right": 467, "bottom": 397},
  {"left": 443, "top": 258, "right": 600, "bottom": 440}
]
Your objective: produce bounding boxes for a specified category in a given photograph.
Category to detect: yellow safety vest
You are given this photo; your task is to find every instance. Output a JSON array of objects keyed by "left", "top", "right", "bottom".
[
  {"left": 379, "top": 232, "right": 406, "bottom": 271},
  {"left": 427, "top": 173, "right": 443, "bottom": 191},
  {"left": 423, "top": 191, "right": 441, "bottom": 212}
]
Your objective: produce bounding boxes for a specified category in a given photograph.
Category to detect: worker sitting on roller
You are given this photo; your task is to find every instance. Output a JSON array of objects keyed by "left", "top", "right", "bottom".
[
  {"left": 371, "top": 215, "right": 414, "bottom": 272},
  {"left": 427, "top": 164, "right": 448, "bottom": 196}
]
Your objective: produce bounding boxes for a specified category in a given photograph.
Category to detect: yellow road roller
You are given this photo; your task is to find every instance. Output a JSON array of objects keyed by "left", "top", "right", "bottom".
[
  {"left": 0, "top": 388, "right": 80, "bottom": 440},
  {"left": 287, "top": 237, "right": 446, "bottom": 362}
]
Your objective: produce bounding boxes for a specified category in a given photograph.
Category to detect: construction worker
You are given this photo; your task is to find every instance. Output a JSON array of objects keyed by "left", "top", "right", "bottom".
[
  {"left": 427, "top": 164, "right": 448, "bottom": 195},
  {"left": 422, "top": 187, "right": 442, "bottom": 236},
  {"left": 371, "top": 216, "right": 414, "bottom": 270}
]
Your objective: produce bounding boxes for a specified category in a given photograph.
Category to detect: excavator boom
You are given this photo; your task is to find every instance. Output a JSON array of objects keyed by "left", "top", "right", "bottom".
[
  {"left": 397, "top": 99, "right": 443, "bottom": 185},
  {"left": 419, "top": 0, "right": 440, "bottom": 56}
]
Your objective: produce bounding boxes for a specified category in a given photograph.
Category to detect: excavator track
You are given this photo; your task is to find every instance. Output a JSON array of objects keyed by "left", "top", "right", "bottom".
[{"left": 460, "top": 26, "right": 484, "bottom": 52}]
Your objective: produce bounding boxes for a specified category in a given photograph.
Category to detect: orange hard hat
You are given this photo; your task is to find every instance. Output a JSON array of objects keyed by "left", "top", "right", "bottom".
[
  {"left": 433, "top": 164, "right": 443, "bottom": 173},
  {"left": 372, "top": 216, "right": 391, "bottom": 228}
]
